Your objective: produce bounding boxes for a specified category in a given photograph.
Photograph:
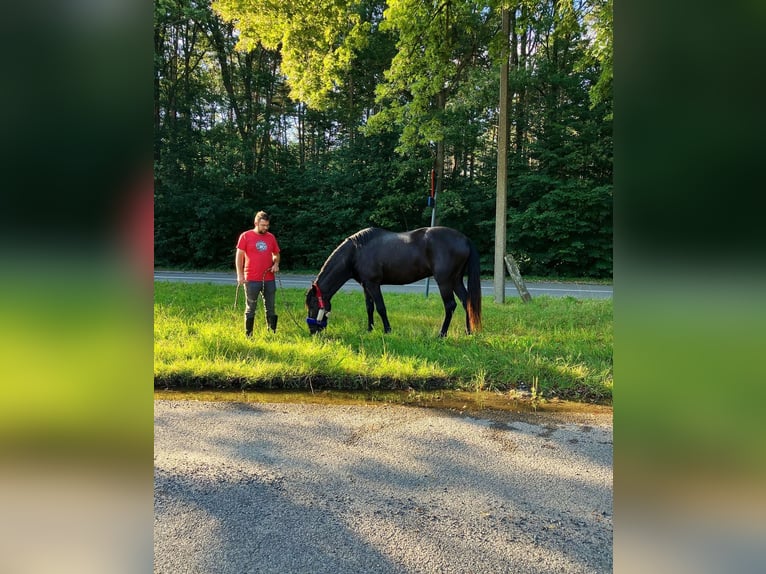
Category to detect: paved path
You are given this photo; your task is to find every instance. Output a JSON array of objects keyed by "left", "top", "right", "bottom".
[
  {"left": 154, "top": 271, "right": 612, "bottom": 300},
  {"left": 155, "top": 400, "right": 613, "bottom": 573}
]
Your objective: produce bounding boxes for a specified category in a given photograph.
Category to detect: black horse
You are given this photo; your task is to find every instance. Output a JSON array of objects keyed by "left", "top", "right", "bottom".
[{"left": 305, "top": 227, "right": 482, "bottom": 337}]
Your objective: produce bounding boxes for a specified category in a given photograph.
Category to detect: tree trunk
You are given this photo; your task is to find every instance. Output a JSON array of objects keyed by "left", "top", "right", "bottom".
[
  {"left": 154, "top": 24, "right": 164, "bottom": 164},
  {"left": 504, "top": 254, "right": 532, "bottom": 302}
]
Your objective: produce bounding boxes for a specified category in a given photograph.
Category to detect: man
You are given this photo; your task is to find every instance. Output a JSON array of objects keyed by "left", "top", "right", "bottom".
[{"left": 235, "top": 211, "right": 281, "bottom": 336}]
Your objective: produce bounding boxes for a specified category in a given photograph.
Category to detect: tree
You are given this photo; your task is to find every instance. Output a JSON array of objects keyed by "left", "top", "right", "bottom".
[
  {"left": 364, "top": 1, "right": 494, "bottom": 222},
  {"left": 503, "top": 0, "right": 613, "bottom": 277},
  {"left": 154, "top": 0, "right": 613, "bottom": 278},
  {"left": 580, "top": 0, "right": 612, "bottom": 115},
  {"left": 212, "top": 0, "right": 370, "bottom": 109}
]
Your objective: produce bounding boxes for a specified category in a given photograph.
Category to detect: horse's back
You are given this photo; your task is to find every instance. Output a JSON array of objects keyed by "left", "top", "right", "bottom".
[
  {"left": 401, "top": 227, "right": 472, "bottom": 282},
  {"left": 359, "top": 226, "right": 466, "bottom": 245},
  {"left": 348, "top": 228, "right": 428, "bottom": 284},
  {"left": 421, "top": 226, "right": 471, "bottom": 258}
]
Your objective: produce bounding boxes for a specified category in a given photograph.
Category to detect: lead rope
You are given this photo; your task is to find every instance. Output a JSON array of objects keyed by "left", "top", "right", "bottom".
[
  {"left": 261, "top": 269, "right": 270, "bottom": 328},
  {"left": 275, "top": 273, "right": 309, "bottom": 331},
  {"left": 235, "top": 271, "right": 307, "bottom": 333}
]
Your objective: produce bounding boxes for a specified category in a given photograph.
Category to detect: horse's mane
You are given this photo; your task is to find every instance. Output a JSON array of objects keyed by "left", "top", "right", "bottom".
[
  {"left": 316, "top": 228, "right": 386, "bottom": 279},
  {"left": 347, "top": 227, "right": 387, "bottom": 248},
  {"left": 316, "top": 230, "right": 369, "bottom": 274}
]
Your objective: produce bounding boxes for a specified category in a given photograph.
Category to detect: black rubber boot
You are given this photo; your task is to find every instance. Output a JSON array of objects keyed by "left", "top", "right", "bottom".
[
  {"left": 267, "top": 315, "right": 278, "bottom": 333},
  {"left": 245, "top": 316, "right": 254, "bottom": 337}
]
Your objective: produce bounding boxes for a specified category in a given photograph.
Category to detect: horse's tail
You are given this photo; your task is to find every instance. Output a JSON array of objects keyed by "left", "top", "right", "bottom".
[{"left": 466, "top": 241, "right": 482, "bottom": 333}]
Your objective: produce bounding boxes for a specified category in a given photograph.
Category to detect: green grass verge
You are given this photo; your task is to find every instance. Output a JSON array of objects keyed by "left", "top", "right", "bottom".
[{"left": 154, "top": 282, "right": 612, "bottom": 403}]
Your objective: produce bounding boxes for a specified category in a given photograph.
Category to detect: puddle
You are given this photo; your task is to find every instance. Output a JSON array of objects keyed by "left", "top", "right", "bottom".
[{"left": 154, "top": 388, "right": 611, "bottom": 415}]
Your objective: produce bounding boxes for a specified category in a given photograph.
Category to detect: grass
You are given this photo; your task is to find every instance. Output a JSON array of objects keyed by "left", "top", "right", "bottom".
[{"left": 154, "top": 282, "right": 612, "bottom": 403}]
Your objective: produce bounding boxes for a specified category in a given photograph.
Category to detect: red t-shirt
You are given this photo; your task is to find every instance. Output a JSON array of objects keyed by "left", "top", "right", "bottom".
[{"left": 236, "top": 230, "right": 281, "bottom": 281}]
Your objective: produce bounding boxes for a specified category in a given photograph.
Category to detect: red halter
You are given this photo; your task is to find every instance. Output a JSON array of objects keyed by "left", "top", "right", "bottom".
[
  {"left": 311, "top": 281, "right": 329, "bottom": 324},
  {"left": 312, "top": 282, "right": 326, "bottom": 310}
]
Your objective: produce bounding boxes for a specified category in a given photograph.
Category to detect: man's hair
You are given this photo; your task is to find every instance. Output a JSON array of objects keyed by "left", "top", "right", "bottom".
[{"left": 255, "top": 210, "right": 270, "bottom": 222}]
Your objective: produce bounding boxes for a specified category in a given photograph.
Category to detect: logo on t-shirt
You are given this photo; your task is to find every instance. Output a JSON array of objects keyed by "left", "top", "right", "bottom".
[{"left": 255, "top": 240, "right": 268, "bottom": 252}]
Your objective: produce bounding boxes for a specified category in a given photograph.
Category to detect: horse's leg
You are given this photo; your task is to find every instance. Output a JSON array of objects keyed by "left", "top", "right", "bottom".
[
  {"left": 365, "top": 283, "right": 391, "bottom": 333},
  {"left": 436, "top": 283, "right": 458, "bottom": 337},
  {"left": 364, "top": 290, "right": 375, "bottom": 331},
  {"left": 453, "top": 281, "right": 471, "bottom": 334}
]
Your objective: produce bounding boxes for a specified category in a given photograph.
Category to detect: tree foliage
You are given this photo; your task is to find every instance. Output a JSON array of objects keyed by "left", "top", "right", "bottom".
[
  {"left": 212, "top": 0, "right": 370, "bottom": 109},
  {"left": 155, "top": 0, "right": 613, "bottom": 278}
]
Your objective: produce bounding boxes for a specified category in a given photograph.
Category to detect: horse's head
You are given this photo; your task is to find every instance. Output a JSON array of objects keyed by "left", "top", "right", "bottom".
[{"left": 305, "top": 283, "right": 331, "bottom": 335}]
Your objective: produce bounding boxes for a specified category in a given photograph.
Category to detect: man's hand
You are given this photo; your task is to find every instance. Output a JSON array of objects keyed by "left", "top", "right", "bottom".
[{"left": 237, "top": 273, "right": 245, "bottom": 285}]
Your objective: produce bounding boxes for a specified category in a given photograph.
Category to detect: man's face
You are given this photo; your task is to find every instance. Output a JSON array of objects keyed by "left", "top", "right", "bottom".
[{"left": 255, "top": 219, "right": 270, "bottom": 234}]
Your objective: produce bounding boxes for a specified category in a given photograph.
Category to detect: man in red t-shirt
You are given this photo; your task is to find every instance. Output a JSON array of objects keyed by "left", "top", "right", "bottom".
[{"left": 235, "top": 211, "right": 281, "bottom": 336}]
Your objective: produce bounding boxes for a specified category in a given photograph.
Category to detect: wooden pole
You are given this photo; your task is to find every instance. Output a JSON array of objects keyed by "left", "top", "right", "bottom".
[{"left": 494, "top": 7, "right": 510, "bottom": 304}]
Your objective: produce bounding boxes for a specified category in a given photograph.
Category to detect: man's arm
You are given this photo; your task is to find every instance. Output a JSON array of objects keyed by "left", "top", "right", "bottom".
[
  {"left": 271, "top": 251, "right": 280, "bottom": 273},
  {"left": 235, "top": 248, "right": 246, "bottom": 284}
]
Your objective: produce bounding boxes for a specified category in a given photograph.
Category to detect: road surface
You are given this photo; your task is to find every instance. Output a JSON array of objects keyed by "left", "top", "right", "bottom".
[
  {"left": 155, "top": 400, "right": 613, "bottom": 573},
  {"left": 154, "top": 271, "right": 612, "bottom": 300}
]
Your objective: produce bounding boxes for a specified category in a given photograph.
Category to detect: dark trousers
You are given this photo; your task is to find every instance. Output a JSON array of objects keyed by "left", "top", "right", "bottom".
[{"left": 244, "top": 280, "right": 277, "bottom": 320}]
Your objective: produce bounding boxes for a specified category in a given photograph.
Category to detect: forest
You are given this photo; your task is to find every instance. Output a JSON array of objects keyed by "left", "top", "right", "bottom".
[{"left": 154, "top": 0, "right": 612, "bottom": 278}]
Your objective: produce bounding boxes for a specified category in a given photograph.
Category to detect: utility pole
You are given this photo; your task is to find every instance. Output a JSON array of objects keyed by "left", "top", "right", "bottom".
[{"left": 494, "top": 7, "right": 510, "bottom": 304}]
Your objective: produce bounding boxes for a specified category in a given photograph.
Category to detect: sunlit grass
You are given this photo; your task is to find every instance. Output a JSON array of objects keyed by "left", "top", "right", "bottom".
[{"left": 154, "top": 282, "right": 612, "bottom": 402}]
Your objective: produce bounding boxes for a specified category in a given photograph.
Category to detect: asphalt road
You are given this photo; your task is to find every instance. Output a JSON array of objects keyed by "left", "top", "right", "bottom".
[
  {"left": 154, "top": 271, "right": 612, "bottom": 300},
  {"left": 154, "top": 400, "right": 613, "bottom": 574}
]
